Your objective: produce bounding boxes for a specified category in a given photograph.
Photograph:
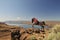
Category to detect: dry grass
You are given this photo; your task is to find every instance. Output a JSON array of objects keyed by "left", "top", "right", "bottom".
[{"left": 44, "top": 24, "right": 60, "bottom": 40}]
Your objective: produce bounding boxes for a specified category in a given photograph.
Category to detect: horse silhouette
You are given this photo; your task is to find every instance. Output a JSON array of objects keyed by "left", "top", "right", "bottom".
[{"left": 32, "top": 18, "right": 46, "bottom": 32}]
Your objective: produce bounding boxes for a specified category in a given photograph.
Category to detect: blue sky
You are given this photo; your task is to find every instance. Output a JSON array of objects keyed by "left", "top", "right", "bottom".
[{"left": 0, "top": 0, "right": 60, "bottom": 21}]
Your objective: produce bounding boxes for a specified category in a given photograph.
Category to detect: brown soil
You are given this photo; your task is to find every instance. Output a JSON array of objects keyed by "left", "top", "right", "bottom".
[{"left": 0, "top": 22, "right": 52, "bottom": 40}]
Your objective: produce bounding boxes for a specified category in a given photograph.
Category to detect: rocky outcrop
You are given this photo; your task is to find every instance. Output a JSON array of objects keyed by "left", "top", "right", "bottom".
[
  {"left": 20, "top": 28, "right": 47, "bottom": 40},
  {"left": 0, "top": 24, "right": 49, "bottom": 40}
]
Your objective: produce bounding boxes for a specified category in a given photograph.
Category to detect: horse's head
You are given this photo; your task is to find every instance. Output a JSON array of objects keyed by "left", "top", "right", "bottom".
[{"left": 32, "top": 18, "right": 39, "bottom": 25}]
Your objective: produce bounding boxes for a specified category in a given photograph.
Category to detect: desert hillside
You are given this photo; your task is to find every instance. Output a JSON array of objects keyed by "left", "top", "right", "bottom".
[
  {"left": 46, "top": 21, "right": 60, "bottom": 26},
  {"left": 0, "top": 21, "right": 60, "bottom": 40},
  {"left": 0, "top": 22, "right": 49, "bottom": 40}
]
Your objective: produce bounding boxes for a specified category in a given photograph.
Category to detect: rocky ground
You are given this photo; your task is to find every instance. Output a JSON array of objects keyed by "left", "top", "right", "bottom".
[{"left": 0, "top": 23, "right": 50, "bottom": 40}]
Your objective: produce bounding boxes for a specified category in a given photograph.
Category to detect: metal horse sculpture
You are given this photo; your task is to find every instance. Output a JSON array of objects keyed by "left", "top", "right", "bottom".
[{"left": 32, "top": 18, "right": 46, "bottom": 32}]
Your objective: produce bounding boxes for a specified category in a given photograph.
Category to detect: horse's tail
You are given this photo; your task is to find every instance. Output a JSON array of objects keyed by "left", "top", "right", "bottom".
[{"left": 42, "top": 21, "right": 45, "bottom": 25}]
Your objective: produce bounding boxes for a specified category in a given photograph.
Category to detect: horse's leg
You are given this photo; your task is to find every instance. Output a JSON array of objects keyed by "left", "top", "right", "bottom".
[
  {"left": 42, "top": 26, "right": 44, "bottom": 32},
  {"left": 32, "top": 25, "right": 34, "bottom": 28}
]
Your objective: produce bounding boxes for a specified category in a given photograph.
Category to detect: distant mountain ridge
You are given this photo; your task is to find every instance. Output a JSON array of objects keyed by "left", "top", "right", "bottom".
[
  {"left": 5, "top": 20, "right": 32, "bottom": 24},
  {"left": 5, "top": 20, "right": 60, "bottom": 25}
]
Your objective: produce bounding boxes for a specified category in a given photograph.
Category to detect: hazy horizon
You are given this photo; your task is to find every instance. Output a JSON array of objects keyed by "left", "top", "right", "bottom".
[{"left": 0, "top": 0, "right": 60, "bottom": 22}]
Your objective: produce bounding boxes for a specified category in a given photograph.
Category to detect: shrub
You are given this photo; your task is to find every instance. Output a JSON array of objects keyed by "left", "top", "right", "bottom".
[
  {"left": 28, "top": 35, "right": 37, "bottom": 40},
  {"left": 44, "top": 24, "right": 60, "bottom": 40}
]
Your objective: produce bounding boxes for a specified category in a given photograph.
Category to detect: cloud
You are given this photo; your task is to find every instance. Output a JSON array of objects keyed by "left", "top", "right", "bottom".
[
  {"left": 14, "top": 17, "right": 22, "bottom": 21},
  {"left": 16, "top": 17, "right": 31, "bottom": 21},
  {"left": 0, "top": 17, "right": 9, "bottom": 22},
  {"left": 0, "top": 16, "right": 31, "bottom": 22},
  {"left": 16, "top": 17, "right": 21, "bottom": 20},
  {"left": 0, "top": 17, "right": 15, "bottom": 22}
]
